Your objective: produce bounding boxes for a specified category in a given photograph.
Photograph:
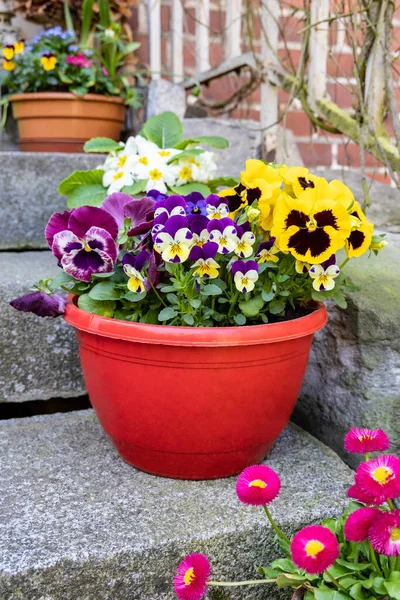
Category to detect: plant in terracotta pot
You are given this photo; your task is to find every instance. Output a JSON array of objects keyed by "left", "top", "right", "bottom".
[
  {"left": 173, "top": 427, "right": 400, "bottom": 600},
  {"left": 10, "top": 144, "right": 386, "bottom": 479},
  {"left": 0, "top": 0, "right": 141, "bottom": 152}
]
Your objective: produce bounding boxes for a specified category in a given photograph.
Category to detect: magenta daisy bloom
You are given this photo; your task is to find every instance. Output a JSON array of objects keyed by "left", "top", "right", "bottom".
[
  {"left": 369, "top": 510, "right": 400, "bottom": 556},
  {"left": 236, "top": 465, "right": 281, "bottom": 506},
  {"left": 344, "top": 428, "right": 390, "bottom": 454},
  {"left": 344, "top": 507, "right": 382, "bottom": 542},
  {"left": 355, "top": 455, "right": 400, "bottom": 500},
  {"left": 347, "top": 484, "right": 385, "bottom": 507},
  {"left": 173, "top": 553, "right": 210, "bottom": 600},
  {"left": 291, "top": 525, "right": 339, "bottom": 575}
]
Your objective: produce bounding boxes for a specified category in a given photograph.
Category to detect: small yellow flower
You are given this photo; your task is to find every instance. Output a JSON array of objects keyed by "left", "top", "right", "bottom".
[
  {"left": 345, "top": 201, "right": 374, "bottom": 258},
  {"left": 40, "top": 53, "right": 57, "bottom": 71},
  {"left": 370, "top": 236, "right": 387, "bottom": 253},
  {"left": 14, "top": 39, "right": 25, "bottom": 54},
  {"left": 2, "top": 45, "right": 14, "bottom": 60},
  {"left": 295, "top": 260, "right": 311, "bottom": 274},
  {"left": 2, "top": 59, "right": 16, "bottom": 71}
]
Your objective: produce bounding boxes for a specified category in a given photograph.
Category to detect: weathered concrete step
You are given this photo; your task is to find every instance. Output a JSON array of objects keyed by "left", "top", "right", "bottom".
[
  {"left": 0, "top": 120, "right": 300, "bottom": 250},
  {"left": 0, "top": 251, "right": 85, "bottom": 403},
  {"left": 0, "top": 412, "right": 353, "bottom": 600}
]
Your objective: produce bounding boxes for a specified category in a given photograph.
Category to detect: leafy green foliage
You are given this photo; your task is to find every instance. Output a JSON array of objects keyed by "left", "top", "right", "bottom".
[
  {"left": 168, "top": 183, "right": 212, "bottom": 196},
  {"left": 174, "top": 136, "right": 229, "bottom": 150},
  {"left": 58, "top": 169, "right": 107, "bottom": 208},
  {"left": 141, "top": 112, "right": 183, "bottom": 148},
  {"left": 83, "top": 138, "right": 122, "bottom": 153}
]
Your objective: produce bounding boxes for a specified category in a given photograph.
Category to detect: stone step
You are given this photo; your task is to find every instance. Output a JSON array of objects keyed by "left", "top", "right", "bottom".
[{"left": 0, "top": 412, "right": 353, "bottom": 600}]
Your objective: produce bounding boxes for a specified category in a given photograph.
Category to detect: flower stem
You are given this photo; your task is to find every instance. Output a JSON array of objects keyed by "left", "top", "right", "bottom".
[
  {"left": 339, "top": 257, "right": 350, "bottom": 269},
  {"left": 325, "top": 569, "right": 347, "bottom": 593},
  {"left": 207, "top": 579, "right": 276, "bottom": 587},
  {"left": 263, "top": 505, "right": 291, "bottom": 545},
  {"left": 365, "top": 452, "right": 369, "bottom": 462},
  {"left": 388, "top": 499, "right": 395, "bottom": 511},
  {"left": 148, "top": 278, "right": 167, "bottom": 308},
  {"left": 369, "top": 543, "right": 383, "bottom": 577}
]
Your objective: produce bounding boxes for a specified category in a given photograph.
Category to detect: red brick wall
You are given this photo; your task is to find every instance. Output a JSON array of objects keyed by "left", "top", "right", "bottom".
[{"left": 129, "top": 0, "right": 400, "bottom": 182}]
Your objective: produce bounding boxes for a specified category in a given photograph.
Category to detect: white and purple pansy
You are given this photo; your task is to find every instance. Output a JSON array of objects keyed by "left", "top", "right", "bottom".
[
  {"left": 45, "top": 206, "right": 119, "bottom": 282},
  {"left": 205, "top": 194, "right": 230, "bottom": 220},
  {"left": 234, "top": 223, "right": 256, "bottom": 258},
  {"left": 153, "top": 215, "right": 193, "bottom": 263},
  {"left": 231, "top": 260, "right": 259, "bottom": 293},
  {"left": 122, "top": 250, "right": 150, "bottom": 293},
  {"left": 190, "top": 242, "right": 220, "bottom": 279},
  {"left": 208, "top": 218, "right": 238, "bottom": 255},
  {"left": 255, "top": 237, "right": 279, "bottom": 263},
  {"left": 309, "top": 255, "right": 340, "bottom": 291},
  {"left": 153, "top": 195, "right": 187, "bottom": 226},
  {"left": 185, "top": 192, "right": 207, "bottom": 217},
  {"left": 189, "top": 215, "right": 210, "bottom": 248}
]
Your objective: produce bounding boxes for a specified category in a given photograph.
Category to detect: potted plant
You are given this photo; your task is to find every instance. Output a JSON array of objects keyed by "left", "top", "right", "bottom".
[
  {"left": 174, "top": 427, "right": 400, "bottom": 599},
  {"left": 0, "top": 0, "right": 140, "bottom": 152},
  {"left": 10, "top": 126, "right": 385, "bottom": 479}
]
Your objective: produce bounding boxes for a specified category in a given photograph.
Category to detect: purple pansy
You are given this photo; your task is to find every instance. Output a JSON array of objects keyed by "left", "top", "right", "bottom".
[
  {"left": 45, "top": 206, "right": 119, "bottom": 282},
  {"left": 153, "top": 215, "right": 193, "bottom": 263},
  {"left": 255, "top": 237, "right": 279, "bottom": 263},
  {"left": 185, "top": 192, "right": 207, "bottom": 217},
  {"left": 255, "top": 237, "right": 276, "bottom": 255},
  {"left": 190, "top": 242, "right": 220, "bottom": 279},
  {"left": 189, "top": 215, "right": 210, "bottom": 249},
  {"left": 101, "top": 192, "right": 155, "bottom": 237},
  {"left": 153, "top": 195, "right": 187, "bottom": 225},
  {"left": 208, "top": 218, "right": 238, "bottom": 255},
  {"left": 10, "top": 292, "right": 67, "bottom": 318},
  {"left": 231, "top": 260, "right": 259, "bottom": 293},
  {"left": 205, "top": 194, "right": 230, "bottom": 220}
]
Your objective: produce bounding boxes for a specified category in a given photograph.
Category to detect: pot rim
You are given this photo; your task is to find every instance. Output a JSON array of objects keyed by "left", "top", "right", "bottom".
[
  {"left": 64, "top": 294, "right": 327, "bottom": 347},
  {"left": 9, "top": 92, "right": 125, "bottom": 104}
]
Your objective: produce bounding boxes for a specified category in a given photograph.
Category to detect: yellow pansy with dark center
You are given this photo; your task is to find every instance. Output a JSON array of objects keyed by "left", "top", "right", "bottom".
[
  {"left": 271, "top": 182, "right": 352, "bottom": 264},
  {"left": 345, "top": 201, "right": 374, "bottom": 258},
  {"left": 3, "top": 59, "right": 16, "bottom": 71},
  {"left": 305, "top": 540, "right": 324, "bottom": 557},
  {"left": 14, "top": 40, "right": 25, "bottom": 54},
  {"left": 183, "top": 567, "right": 195, "bottom": 585},
  {"left": 41, "top": 53, "right": 57, "bottom": 71},
  {"left": 280, "top": 166, "right": 321, "bottom": 198},
  {"left": 371, "top": 466, "right": 393, "bottom": 485},
  {"left": 3, "top": 44, "right": 14, "bottom": 60},
  {"left": 219, "top": 183, "right": 246, "bottom": 213}
]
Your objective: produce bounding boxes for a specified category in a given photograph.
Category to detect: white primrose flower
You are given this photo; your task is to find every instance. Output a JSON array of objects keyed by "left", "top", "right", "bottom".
[
  {"left": 134, "top": 135, "right": 160, "bottom": 156},
  {"left": 103, "top": 169, "right": 134, "bottom": 193},
  {"left": 309, "top": 263, "right": 340, "bottom": 291},
  {"left": 144, "top": 165, "right": 176, "bottom": 194},
  {"left": 191, "top": 150, "right": 218, "bottom": 182},
  {"left": 170, "top": 161, "right": 195, "bottom": 186}
]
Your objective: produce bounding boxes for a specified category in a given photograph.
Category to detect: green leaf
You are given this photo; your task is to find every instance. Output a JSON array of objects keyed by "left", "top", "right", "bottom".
[
  {"left": 314, "top": 590, "right": 350, "bottom": 600},
  {"left": 333, "top": 292, "right": 348, "bottom": 309},
  {"left": 348, "top": 582, "right": 369, "bottom": 600},
  {"left": 122, "top": 179, "right": 148, "bottom": 195},
  {"left": 167, "top": 149, "right": 204, "bottom": 164},
  {"left": 384, "top": 572, "right": 400, "bottom": 599},
  {"left": 201, "top": 284, "right": 222, "bottom": 296},
  {"left": 158, "top": 307, "right": 178, "bottom": 322},
  {"left": 80, "top": 0, "right": 94, "bottom": 45},
  {"left": 58, "top": 169, "right": 105, "bottom": 195},
  {"left": 125, "top": 291, "right": 146, "bottom": 302},
  {"left": 50, "top": 271, "right": 76, "bottom": 290},
  {"left": 183, "top": 314, "right": 195, "bottom": 325},
  {"left": 189, "top": 299, "right": 201, "bottom": 309},
  {"left": 141, "top": 111, "right": 182, "bottom": 148},
  {"left": 89, "top": 281, "right": 120, "bottom": 301},
  {"left": 335, "top": 561, "right": 372, "bottom": 572},
  {"left": 77, "top": 294, "right": 115, "bottom": 317},
  {"left": 98, "top": 0, "right": 111, "bottom": 27},
  {"left": 276, "top": 573, "right": 308, "bottom": 589},
  {"left": 269, "top": 299, "right": 286, "bottom": 315},
  {"left": 207, "top": 176, "right": 240, "bottom": 191},
  {"left": 239, "top": 295, "right": 264, "bottom": 317},
  {"left": 234, "top": 314, "right": 246, "bottom": 325},
  {"left": 371, "top": 576, "right": 386, "bottom": 595},
  {"left": 71, "top": 85, "right": 90, "bottom": 96},
  {"left": 271, "top": 558, "right": 297, "bottom": 573},
  {"left": 168, "top": 183, "right": 212, "bottom": 196},
  {"left": 262, "top": 290, "right": 275, "bottom": 302},
  {"left": 174, "top": 136, "right": 229, "bottom": 149},
  {"left": 67, "top": 184, "right": 108, "bottom": 208},
  {"left": 83, "top": 137, "right": 122, "bottom": 153}
]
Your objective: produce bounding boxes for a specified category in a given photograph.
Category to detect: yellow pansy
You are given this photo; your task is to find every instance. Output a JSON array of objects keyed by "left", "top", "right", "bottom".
[
  {"left": 40, "top": 53, "right": 57, "bottom": 71},
  {"left": 2, "top": 45, "right": 14, "bottom": 60},
  {"left": 2, "top": 59, "right": 16, "bottom": 71},
  {"left": 280, "top": 165, "right": 322, "bottom": 198},
  {"left": 327, "top": 179, "right": 355, "bottom": 211},
  {"left": 14, "top": 39, "right": 25, "bottom": 54},
  {"left": 345, "top": 201, "right": 374, "bottom": 258}
]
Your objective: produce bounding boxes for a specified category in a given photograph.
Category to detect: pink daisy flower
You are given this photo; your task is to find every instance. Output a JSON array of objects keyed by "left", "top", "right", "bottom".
[
  {"left": 291, "top": 525, "right": 339, "bottom": 575},
  {"left": 344, "top": 428, "right": 390, "bottom": 454},
  {"left": 344, "top": 507, "right": 382, "bottom": 542},
  {"left": 369, "top": 510, "right": 400, "bottom": 556},
  {"left": 236, "top": 465, "right": 281, "bottom": 506},
  {"left": 355, "top": 455, "right": 400, "bottom": 500},
  {"left": 347, "top": 484, "right": 385, "bottom": 506},
  {"left": 174, "top": 554, "right": 210, "bottom": 600}
]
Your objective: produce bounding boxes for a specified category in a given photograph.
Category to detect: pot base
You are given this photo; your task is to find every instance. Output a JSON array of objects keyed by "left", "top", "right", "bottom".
[
  {"left": 19, "top": 138, "right": 93, "bottom": 153},
  {"left": 112, "top": 436, "right": 274, "bottom": 480}
]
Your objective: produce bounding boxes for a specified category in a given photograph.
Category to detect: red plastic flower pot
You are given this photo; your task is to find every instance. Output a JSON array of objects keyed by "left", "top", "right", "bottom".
[{"left": 64, "top": 297, "right": 327, "bottom": 480}]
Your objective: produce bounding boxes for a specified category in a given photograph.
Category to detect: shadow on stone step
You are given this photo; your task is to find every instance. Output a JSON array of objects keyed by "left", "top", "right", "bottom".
[{"left": 0, "top": 395, "right": 91, "bottom": 420}]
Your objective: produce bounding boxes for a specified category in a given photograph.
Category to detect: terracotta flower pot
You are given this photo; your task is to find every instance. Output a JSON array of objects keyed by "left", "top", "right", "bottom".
[
  {"left": 10, "top": 92, "right": 125, "bottom": 153},
  {"left": 64, "top": 296, "right": 327, "bottom": 480}
]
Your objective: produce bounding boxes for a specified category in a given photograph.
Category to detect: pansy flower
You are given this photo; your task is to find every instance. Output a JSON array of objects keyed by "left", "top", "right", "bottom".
[
  {"left": 345, "top": 201, "right": 374, "bottom": 258},
  {"left": 344, "top": 427, "right": 390, "bottom": 454},
  {"left": 190, "top": 242, "right": 219, "bottom": 279},
  {"left": 208, "top": 218, "right": 238, "bottom": 255},
  {"left": 154, "top": 195, "right": 187, "bottom": 225},
  {"left": 190, "top": 215, "right": 210, "bottom": 248},
  {"left": 295, "top": 260, "right": 310, "bottom": 274},
  {"left": 41, "top": 52, "right": 57, "bottom": 71},
  {"left": 232, "top": 260, "right": 259, "bottom": 293},
  {"left": 280, "top": 166, "right": 321, "bottom": 198},
  {"left": 240, "top": 159, "right": 283, "bottom": 227},
  {"left": 14, "top": 39, "right": 25, "bottom": 54},
  {"left": 236, "top": 465, "right": 281, "bottom": 506},
  {"left": 291, "top": 525, "right": 339, "bottom": 575},
  {"left": 344, "top": 507, "right": 382, "bottom": 542},
  {"left": 309, "top": 256, "right": 340, "bottom": 291},
  {"left": 3, "top": 44, "right": 14, "bottom": 60},
  {"left": 2, "top": 58, "right": 16, "bottom": 71},
  {"left": 45, "top": 206, "right": 118, "bottom": 282},
  {"left": 174, "top": 553, "right": 210, "bottom": 600},
  {"left": 122, "top": 251, "right": 150, "bottom": 293},
  {"left": 255, "top": 238, "right": 279, "bottom": 263},
  {"left": 205, "top": 194, "right": 230, "bottom": 220},
  {"left": 185, "top": 192, "right": 207, "bottom": 216},
  {"left": 355, "top": 455, "right": 400, "bottom": 501},
  {"left": 234, "top": 224, "right": 256, "bottom": 259},
  {"left": 369, "top": 510, "right": 400, "bottom": 556},
  {"left": 218, "top": 183, "right": 246, "bottom": 213},
  {"left": 10, "top": 291, "right": 67, "bottom": 318},
  {"left": 153, "top": 215, "right": 193, "bottom": 263},
  {"left": 271, "top": 181, "right": 351, "bottom": 264}
]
